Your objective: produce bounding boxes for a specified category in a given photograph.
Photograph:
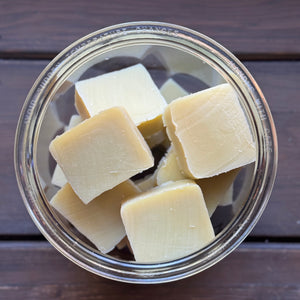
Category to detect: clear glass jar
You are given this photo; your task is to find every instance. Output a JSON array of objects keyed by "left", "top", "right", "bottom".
[{"left": 14, "top": 22, "right": 277, "bottom": 283}]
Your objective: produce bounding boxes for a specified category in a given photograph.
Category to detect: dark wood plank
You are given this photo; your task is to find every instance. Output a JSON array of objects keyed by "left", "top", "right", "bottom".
[
  {"left": 0, "top": 242, "right": 299, "bottom": 299},
  {"left": 0, "top": 60, "right": 48, "bottom": 235},
  {"left": 0, "top": 60, "right": 299, "bottom": 236},
  {"left": 244, "top": 61, "right": 300, "bottom": 237},
  {"left": 0, "top": 0, "right": 299, "bottom": 56}
]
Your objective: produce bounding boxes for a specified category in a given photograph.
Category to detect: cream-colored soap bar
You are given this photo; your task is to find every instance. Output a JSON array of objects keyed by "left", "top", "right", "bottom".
[
  {"left": 64, "top": 114, "right": 83, "bottom": 131},
  {"left": 75, "top": 64, "right": 167, "bottom": 137},
  {"left": 116, "top": 236, "right": 133, "bottom": 254},
  {"left": 52, "top": 115, "right": 83, "bottom": 188},
  {"left": 163, "top": 83, "right": 256, "bottom": 178},
  {"left": 196, "top": 168, "right": 240, "bottom": 216},
  {"left": 135, "top": 173, "right": 157, "bottom": 192},
  {"left": 156, "top": 146, "right": 238, "bottom": 215},
  {"left": 219, "top": 184, "right": 233, "bottom": 207},
  {"left": 160, "top": 78, "right": 188, "bottom": 103},
  {"left": 156, "top": 147, "right": 187, "bottom": 185},
  {"left": 51, "top": 164, "right": 67, "bottom": 188},
  {"left": 50, "top": 107, "right": 154, "bottom": 204},
  {"left": 121, "top": 180, "right": 215, "bottom": 263},
  {"left": 161, "top": 135, "right": 171, "bottom": 149},
  {"left": 51, "top": 180, "right": 140, "bottom": 253},
  {"left": 116, "top": 236, "right": 128, "bottom": 250},
  {"left": 145, "top": 129, "right": 168, "bottom": 149}
]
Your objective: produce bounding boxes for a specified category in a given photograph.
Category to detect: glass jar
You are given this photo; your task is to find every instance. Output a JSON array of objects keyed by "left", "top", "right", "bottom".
[{"left": 14, "top": 22, "right": 277, "bottom": 283}]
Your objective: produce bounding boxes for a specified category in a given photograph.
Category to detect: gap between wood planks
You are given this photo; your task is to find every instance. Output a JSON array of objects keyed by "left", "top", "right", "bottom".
[
  {"left": 0, "top": 51, "right": 300, "bottom": 61},
  {"left": 0, "top": 235, "right": 300, "bottom": 244}
]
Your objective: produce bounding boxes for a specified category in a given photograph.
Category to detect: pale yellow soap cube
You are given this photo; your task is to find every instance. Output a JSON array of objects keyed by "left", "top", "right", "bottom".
[
  {"left": 156, "top": 146, "right": 238, "bottom": 215},
  {"left": 121, "top": 180, "right": 215, "bottom": 263},
  {"left": 161, "top": 136, "right": 171, "bottom": 149},
  {"left": 116, "top": 236, "right": 133, "bottom": 254},
  {"left": 49, "top": 106, "right": 154, "bottom": 204},
  {"left": 196, "top": 168, "right": 240, "bottom": 216},
  {"left": 219, "top": 184, "right": 234, "bottom": 207},
  {"left": 116, "top": 236, "right": 128, "bottom": 250},
  {"left": 75, "top": 64, "right": 167, "bottom": 137},
  {"left": 156, "top": 146, "right": 187, "bottom": 185},
  {"left": 135, "top": 173, "right": 157, "bottom": 192},
  {"left": 64, "top": 114, "right": 83, "bottom": 131},
  {"left": 51, "top": 164, "right": 67, "bottom": 188},
  {"left": 50, "top": 180, "right": 140, "bottom": 253},
  {"left": 160, "top": 78, "right": 188, "bottom": 103},
  {"left": 145, "top": 129, "right": 168, "bottom": 149},
  {"left": 52, "top": 114, "right": 83, "bottom": 188},
  {"left": 163, "top": 83, "right": 256, "bottom": 179}
]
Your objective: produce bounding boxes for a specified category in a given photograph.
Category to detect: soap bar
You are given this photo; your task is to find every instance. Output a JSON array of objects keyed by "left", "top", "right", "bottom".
[
  {"left": 116, "top": 236, "right": 133, "bottom": 254},
  {"left": 64, "top": 114, "right": 83, "bottom": 131},
  {"left": 116, "top": 236, "right": 128, "bottom": 250},
  {"left": 160, "top": 78, "right": 188, "bottom": 103},
  {"left": 163, "top": 83, "right": 256, "bottom": 178},
  {"left": 121, "top": 180, "right": 215, "bottom": 263},
  {"left": 196, "top": 168, "right": 240, "bottom": 216},
  {"left": 145, "top": 129, "right": 167, "bottom": 149},
  {"left": 219, "top": 184, "right": 233, "bottom": 207},
  {"left": 161, "top": 135, "right": 171, "bottom": 150},
  {"left": 52, "top": 115, "right": 83, "bottom": 188},
  {"left": 156, "top": 147, "right": 186, "bottom": 185},
  {"left": 75, "top": 64, "right": 167, "bottom": 137},
  {"left": 51, "top": 164, "right": 67, "bottom": 188},
  {"left": 50, "top": 180, "right": 140, "bottom": 253},
  {"left": 135, "top": 174, "right": 157, "bottom": 192},
  {"left": 49, "top": 106, "right": 154, "bottom": 204}
]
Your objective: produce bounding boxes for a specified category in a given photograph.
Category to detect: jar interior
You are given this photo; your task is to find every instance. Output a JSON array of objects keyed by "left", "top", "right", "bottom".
[{"left": 36, "top": 43, "right": 256, "bottom": 262}]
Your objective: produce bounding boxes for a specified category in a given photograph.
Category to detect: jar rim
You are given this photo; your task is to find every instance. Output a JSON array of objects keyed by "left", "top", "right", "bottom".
[{"left": 14, "top": 21, "right": 278, "bottom": 283}]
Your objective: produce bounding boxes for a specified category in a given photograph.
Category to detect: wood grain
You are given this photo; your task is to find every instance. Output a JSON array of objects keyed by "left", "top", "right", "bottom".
[
  {"left": 244, "top": 61, "right": 300, "bottom": 237},
  {"left": 0, "top": 60, "right": 299, "bottom": 237},
  {"left": 0, "top": 0, "right": 299, "bottom": 57},
  {"left": 1, "top": 3, "right": 299, "bottom": 299},
  {"left": 0, "top": 242, "right": 299, "bottom": 299},
  {"left": 0, "top": 60, "right": 48, "bottom": 235}
]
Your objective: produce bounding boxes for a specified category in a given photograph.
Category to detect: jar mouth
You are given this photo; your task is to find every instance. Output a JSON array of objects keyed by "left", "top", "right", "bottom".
[{"left": 14, "top": 21, "right": 278, "bottom": 283}]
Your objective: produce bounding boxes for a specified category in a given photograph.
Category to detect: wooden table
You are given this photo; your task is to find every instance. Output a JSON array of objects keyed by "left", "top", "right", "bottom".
[{"left": 1, "top": 1, "right": 299, "bottom": 299}]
